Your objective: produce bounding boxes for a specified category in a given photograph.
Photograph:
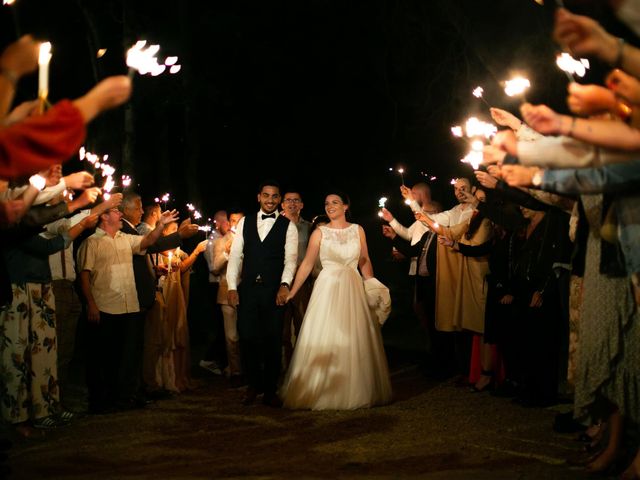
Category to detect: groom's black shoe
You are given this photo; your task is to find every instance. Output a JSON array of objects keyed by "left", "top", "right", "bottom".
[
  {"left": 241, "top": 387, "right": 259, "bottom": 406},
  {"left": 262, "top": 393, "right": 283, "bottom": 408}
]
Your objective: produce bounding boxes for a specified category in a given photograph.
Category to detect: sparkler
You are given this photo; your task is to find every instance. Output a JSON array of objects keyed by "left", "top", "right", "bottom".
[
  {"left": 121, "top": 175, "right": 132, "bottom": 188},
  {"left": 556, "top": 52, "right": 589, "bottom": 82},
  {"left": 503, "top": 76, "right": 531, "bottom": 102},
  {"left": 126, "top": 41, "right": 181, "bottom": 78},
  {"left": 167, "top": 251, "right": 173, "bottom": 274},
  {"left": 460, "top": 140, "right": 484, "bottom": 170},
  {"left": 38, "top": 42, "right": 52, "bottom": 113},
  {"left": 472, "top": 86, "right": 491, "bottom": 108},
  {"left": 155, "top": 193, "right": 171, "bottom": 210},
  {"left": 421, "top": 171, "right": 437, "bottom": 181},
  {"left": 377, "top": 197, "right": 387, "bottom": 218}
]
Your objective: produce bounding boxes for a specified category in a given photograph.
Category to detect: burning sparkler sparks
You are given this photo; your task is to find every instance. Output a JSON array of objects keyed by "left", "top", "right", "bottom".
[
  {"left": 126, "top": 41, "right": 181, "bottom": 77},
  {"left": 472, "top": 86, "right": 491, "bottom": 108},
  {"left": 503, "top": 76, "right": 531, "bottom": 99},
  {"left": 556, "top": 52, "right": 589, "bottom": 81}
]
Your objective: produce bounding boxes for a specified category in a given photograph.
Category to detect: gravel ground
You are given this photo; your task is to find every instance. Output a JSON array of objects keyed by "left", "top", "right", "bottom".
[{"left": 4, "top": 357, "right": 598, "bottom": 480}]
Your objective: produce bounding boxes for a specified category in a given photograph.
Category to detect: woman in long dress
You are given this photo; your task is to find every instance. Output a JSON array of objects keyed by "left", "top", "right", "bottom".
[{"left": 280, "top": 192, "right": 392, "bottom": 410}]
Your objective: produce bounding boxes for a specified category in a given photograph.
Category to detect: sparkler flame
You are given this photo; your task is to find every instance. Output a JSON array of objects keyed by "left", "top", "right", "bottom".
[
  {"left": 3, "top": 0, "right": 16, "bottom": 5},
  {"left": 451, "top": 126, "right": 463, "bottom": 137},
  {"left": 378, "top": 197, "right": 388, "bottom": 208},
  {"left": 472, "top": 86, "right": 484, "bottom": 98},
  {"left": 97, "top": 49, "right": 107, "bottom": 58},
  {"left": 126, "top": 41, "right": 175, "bottom": 76},
  {"left": 556, "top": 53, "right": 590, "bottom": 78},
  {"left": 504, "top": 76, "right": 531, "bottom": 97},
  {"left": 121, "top": 175, "right": 132, "bottom": 187}
]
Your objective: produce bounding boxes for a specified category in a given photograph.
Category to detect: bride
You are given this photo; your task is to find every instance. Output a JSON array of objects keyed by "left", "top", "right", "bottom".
[{"left": 280, "top": 191, "right": 392, "bottom": 410}]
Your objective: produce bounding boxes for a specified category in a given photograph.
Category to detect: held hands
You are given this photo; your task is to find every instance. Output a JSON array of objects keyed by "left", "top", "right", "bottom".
[{"left": 276, "top": 285, "right": 290, "bottom": 306}]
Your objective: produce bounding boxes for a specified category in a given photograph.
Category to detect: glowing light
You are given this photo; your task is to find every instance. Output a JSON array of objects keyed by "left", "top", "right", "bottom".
[
  {"left": 3, "top": 0, "right": 17, "bottom": 5},
  {"left": 472, "top": 86, "right": 484, "bottom": 98},
  {"left": 121, "top": 175, "right": 132, "bottom": 187},
  {"left": 169, "top": 65, "right": 181, "bottom": 74},
  {"left": 164, "top": 56, "right": 178, "bottom": 66},
  {"left": 378, "top": 197, "right": 388, "bottom": 208},
  {"left": 126, "top": 41, "right": 173, "bottom": 76},
  {"left": 38, "top": 42, "right": 52, "bottom": 101},
  {"left": 556, "top": 52, "right": 590, "bottom": 79},
  {"left": 504, "top": 76, "right": 531, "bottom": 97},
  {"left": 79, "top": 146, "right": 86, "bottom": 160},
  {"left": 451, "top": 126, "right": 463, "bottom": 137},
  {"left": 450, "top": 178, "right": 457, "bottom": 185},
  {"left": 97, "top": 49, "right": 107, "bottom": 58},
  {"left": 404, "top": 199, "right": 411, "bottom": 205},
  {"left": 465, "top": 117, "right": 497, "bottom": 139}
]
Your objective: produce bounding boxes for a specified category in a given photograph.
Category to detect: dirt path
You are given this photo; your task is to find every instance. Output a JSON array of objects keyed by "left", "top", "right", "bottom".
[{"left": 6, "top": 364, "right": 592, "bottom": 480}]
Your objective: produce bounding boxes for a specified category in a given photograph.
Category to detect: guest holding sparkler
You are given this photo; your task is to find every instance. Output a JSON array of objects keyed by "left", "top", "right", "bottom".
[
  {"left": 145, "top": 222, "right": 208, "bottom": 393},
  {"left": 118, "top": 193, "right": 198, "bottom": 405}
]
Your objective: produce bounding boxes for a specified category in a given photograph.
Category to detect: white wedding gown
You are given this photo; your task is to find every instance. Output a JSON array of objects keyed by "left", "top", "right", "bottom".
[{"left": 281, "top": 224, "right": 393, "bottom": 410}]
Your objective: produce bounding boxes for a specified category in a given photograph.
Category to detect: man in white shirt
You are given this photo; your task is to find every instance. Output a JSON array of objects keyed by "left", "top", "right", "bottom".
[{"left": 227, "top": 181, "right": 298, "bottom": 407}]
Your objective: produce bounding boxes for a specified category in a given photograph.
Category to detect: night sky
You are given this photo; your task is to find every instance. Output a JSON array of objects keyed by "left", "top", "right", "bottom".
[{"left": 1, "top": 0, "right": 631, "bottom": 248}]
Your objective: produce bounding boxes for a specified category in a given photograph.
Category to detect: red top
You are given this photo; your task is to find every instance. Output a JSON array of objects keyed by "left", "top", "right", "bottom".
[{"left": 0, "top": 100, "right": 86, "bottom": 179}]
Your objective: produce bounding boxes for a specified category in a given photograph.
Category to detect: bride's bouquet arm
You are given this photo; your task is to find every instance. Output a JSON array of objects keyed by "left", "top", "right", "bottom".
[
  {"left": 286, "top": 228, "right": 322, "bottom": 302},
  {"left": 358, "top": 226, "right": 374, "bottom": 281}
]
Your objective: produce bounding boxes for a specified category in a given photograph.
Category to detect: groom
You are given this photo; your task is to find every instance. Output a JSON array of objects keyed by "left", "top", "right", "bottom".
[{"left": 226, "top": 180, "right": 298, "bottom": 407}]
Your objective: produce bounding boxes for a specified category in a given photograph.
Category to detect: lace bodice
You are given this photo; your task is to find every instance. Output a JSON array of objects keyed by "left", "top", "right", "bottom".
[{"left": 319, "top": 224, "right": 360, "bottom": 270}]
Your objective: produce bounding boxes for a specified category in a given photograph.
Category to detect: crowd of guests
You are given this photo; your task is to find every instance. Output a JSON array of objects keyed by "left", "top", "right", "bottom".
[
  {"left": 1, "top": 3, "right": 639, "bottom": 479},
  {"left": 378, "top": 6, "right": 639, "bottom": 477}
]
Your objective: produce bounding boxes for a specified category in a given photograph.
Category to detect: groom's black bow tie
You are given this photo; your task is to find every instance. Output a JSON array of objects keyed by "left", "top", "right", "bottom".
[{"left": 261, "top": 213, "right": 276, "bottom": 220}]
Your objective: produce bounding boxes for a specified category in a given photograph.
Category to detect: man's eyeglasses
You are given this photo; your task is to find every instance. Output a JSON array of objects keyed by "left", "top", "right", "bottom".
[{"left": 284, "top": 198, "right": 301, "bottom": 203}]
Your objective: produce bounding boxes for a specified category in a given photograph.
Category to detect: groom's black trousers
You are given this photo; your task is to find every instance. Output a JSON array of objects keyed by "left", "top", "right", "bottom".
[{"left": 237, "top": 282, "right": 285, "bottom": 395}]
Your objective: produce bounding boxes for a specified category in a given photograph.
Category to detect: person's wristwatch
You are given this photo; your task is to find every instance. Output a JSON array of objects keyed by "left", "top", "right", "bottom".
[{"left": 280, "top": 282, "right": 290, "bottom": 289}]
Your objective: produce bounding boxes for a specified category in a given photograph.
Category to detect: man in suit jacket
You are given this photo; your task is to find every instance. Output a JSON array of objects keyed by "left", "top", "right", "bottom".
[
  {"left": 227, "top": 181, "right": 298, "bottom": 407},
  {"left": 118, "top": 193, "right": 198, "bottom": 406}
]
